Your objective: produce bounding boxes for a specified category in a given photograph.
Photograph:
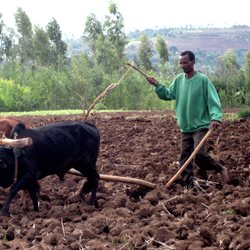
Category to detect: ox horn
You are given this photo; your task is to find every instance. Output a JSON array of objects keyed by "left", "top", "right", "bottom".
[
  {"left": 68, "top": 168, "right": 156, "bottom": 189},
  {"left": 0, "top": 137, "right": 33, "bottom": 148}
]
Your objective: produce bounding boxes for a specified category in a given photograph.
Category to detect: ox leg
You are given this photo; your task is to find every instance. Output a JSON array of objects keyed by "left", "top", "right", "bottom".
[
  {"left": 1, "top": 187, "right": 19, "bottom": 216},
  {"left": 1, "top": 174, "right": 38, "bottom": 216},
  {"left": 28, "top": 185, "right": 40, "bottom": 211},
  {"left": 79, "top": 169, "right": 99, "bottom": 208}
]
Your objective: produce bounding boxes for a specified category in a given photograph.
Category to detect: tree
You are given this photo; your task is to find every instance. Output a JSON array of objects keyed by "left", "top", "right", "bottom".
[
  {"left": 46, "top": 18, "right": 67, "bottom": 67},
  {"left": 15, "top": 8, "right": 34, "bottom": 64},
  {"left": 83, "top": 14, "right": 103, "bottom": 54},
  {"left": 84, "top": 3, "right": 127, "bottom": 73},
  {"left": 156, "top": 35, "right": 169, "bottom": 64},
  {"left": 103, "top": 3, "right": 127, "bottom": 67},
  {"left": 138, "top": 34, "right": 153, "bottom": 71},
  {"left": 244, "top": 50, "right": 250, "bottom": 105},
  {"left": 0, "top": 14, "right": 13, "bottom": 62},
  {"left": 215, "top": 49, "right": 242, "bottom": 106},
  {"left": 33, "top": 26, "right": 51, "bottom": 66}
]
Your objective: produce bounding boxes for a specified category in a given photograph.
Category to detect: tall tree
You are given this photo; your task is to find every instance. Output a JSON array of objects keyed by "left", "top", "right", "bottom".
[
  {"left": 15, "top": 8, "right": 34, "bottom": 64},
  {"left": 0, "top": 13, "right": 13, "bottom": 62},
  {"left": 244, "top": 50, "right": 250, "bottom": 105},
  {"left": 138, "top": 34, "right": 153, "bottom": 71},
  {"left": 103, "top": 3, "right": 127, "bottom": 67},
  {"left": 33, "top": 26, "right": 51, "bottom": 66},
  {"left": 46, "top": 18, "right": 67, "bottom": 66},
  {"left": 215, "top": 49, "right": 242, "bottom": 106},
  {"left": 84, "top": 3, "right": 127, "bottom": 73},
  {"left": 156, "top": 35, "right": 169, "bottom": 64},
  {"left": 83, "top": 13, "right": 103, "bottom": 53}
]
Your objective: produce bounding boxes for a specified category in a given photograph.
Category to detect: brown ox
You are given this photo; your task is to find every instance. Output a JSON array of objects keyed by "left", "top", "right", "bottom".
[
  {"left": 0, "top": 118, "right": 21, "bottom": 138},
  {"left": 0, "top": 117, "right": 30, "bottom": 206}
]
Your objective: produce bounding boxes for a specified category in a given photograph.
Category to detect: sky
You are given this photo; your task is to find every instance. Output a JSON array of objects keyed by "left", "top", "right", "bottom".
[{"left": 1, "top": 0, "right": 250, "bottom": 38}]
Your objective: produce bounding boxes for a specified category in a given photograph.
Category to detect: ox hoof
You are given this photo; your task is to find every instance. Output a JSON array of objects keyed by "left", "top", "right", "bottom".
[
  {"left": 0, "top": 210, "right": 10, "bottom": 217},
  {"left": 94, "top": 200, "right": 99, "bottom": 208},
  {"left": 89, "top": 199, "right": 99, "bottom": 208}
]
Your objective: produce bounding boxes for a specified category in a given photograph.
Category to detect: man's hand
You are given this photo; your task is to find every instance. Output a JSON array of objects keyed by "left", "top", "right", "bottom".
[
  {"left": 146, "top": 76, "right": 158, "bottom": 86},
  {"left": 210, "top": 120, "right": 221, "bottom": 130}
]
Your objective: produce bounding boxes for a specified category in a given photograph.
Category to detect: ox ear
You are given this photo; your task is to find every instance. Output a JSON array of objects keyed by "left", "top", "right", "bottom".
[{"left": 10, "top": 123, "right": 26, "bottom": 138}]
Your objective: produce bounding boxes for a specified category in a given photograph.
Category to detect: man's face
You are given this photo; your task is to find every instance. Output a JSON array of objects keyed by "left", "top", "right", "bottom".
[{"left": 179, "top": 54, "right": 195, "bottom": 73}]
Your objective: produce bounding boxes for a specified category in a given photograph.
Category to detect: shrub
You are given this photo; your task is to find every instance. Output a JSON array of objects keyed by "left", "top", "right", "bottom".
[{"left": 237, "top": 108, "right": 250, "bottom": 119}]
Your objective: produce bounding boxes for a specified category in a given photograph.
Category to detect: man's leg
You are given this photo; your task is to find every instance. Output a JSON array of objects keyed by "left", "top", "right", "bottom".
[
  {"left": 193, "top": 129, "right": 229, "bottom": 185},
  {"left": 180, "top": 132, "right": 194, "bottom": 185}
]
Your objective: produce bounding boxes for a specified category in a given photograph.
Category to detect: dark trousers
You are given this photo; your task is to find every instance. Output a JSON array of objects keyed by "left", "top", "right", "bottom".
[{"left": 180, "top": 128, "right": 223, "bottom": 181}]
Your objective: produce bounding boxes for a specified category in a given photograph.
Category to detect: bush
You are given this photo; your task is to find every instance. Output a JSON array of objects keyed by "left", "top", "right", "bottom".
[
  {"left": 0, "top": 78, "right": 31, "bottom": 111},
  {"left": 238, "top": 108, "right": 250, "bottom": 119}
]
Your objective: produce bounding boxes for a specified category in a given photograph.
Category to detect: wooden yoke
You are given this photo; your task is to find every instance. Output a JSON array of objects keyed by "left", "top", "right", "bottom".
[{"left": 0, "top": 137, "right": 33, "bottom": 148}]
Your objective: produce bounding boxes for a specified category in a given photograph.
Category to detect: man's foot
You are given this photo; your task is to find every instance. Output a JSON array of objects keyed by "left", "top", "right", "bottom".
[
  {"left": 175, "top": 174, "right": 194, "bottom": 189},
  {"left": 197, "top": 169, "right": 208, "bottom": 180},
  {"left": 221, "top": 166, "right": 229, "bottom": 186},
  {"left": 185, "top": 175, "right": 194, "bottom": 189}
]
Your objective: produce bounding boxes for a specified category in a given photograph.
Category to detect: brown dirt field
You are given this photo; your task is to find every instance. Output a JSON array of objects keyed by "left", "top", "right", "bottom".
[{"left": 0, "top": 111, "right": 249, "bottom": 249}]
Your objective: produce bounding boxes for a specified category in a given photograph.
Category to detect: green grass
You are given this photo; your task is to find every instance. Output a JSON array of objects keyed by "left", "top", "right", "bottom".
[
  {"left": 223, "top": 112, "right": 239, "bottom": 121},
  {"left": 237, "top": 107, "right": 250, "bottom": 119},
  {"left": 0, "top": 109, "right": 246, "bottom": 121},
  {"left": 0, "top": 109, "right": 131, "bottom": 117},
  {"left": 0, "top": 109, "right": 84, "bottom": 117}
]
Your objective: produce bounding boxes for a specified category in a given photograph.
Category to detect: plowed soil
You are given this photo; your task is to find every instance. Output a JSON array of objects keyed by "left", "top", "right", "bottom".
[{"left": 0, "top": 111, "right": 249, "bottom": 250}]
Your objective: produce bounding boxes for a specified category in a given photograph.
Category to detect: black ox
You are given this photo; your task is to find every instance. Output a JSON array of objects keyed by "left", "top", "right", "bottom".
[{"left": 0, "top": 121, "right": 100, "bottom": 216}]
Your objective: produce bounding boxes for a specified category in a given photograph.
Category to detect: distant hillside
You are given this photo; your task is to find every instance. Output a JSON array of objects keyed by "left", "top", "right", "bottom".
[
  {"left": 126, "top": 26, "right": 250, "bottom": 68},
  {"left": 162, "top": 27, "right": 250, "bottom": 52},
  {"left": 66, "top": 26, "right": 250, "bottom": 70}
]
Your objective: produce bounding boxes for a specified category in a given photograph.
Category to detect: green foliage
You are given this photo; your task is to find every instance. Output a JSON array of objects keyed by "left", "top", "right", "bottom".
[
  {"left": 138, "top": 34, "right": 153, "bottom": 71},
  {"left": 33, "top": 26, "right": 51, "bottom": 66},
  {"left": 213, "top": 49, "right": 248, "bottom": 107},
  {"left": 83, "top": 13, "right": 103, "bottom": 52},
  {"left": 0, "top": 14, "right": 13, "bottom": 62},
  {"left": 0, "top": 109, "right": 83, "bottom": 117},
  {"left": 94, "top": 102, "right": 108, "bottom": 110},
  {"left": 0, "top": 78, "right": 31, "bottom": 111},
  {"left": 156, "top": 35, "right": 169, "bottom": 64},
  {"left": 15, "top": 8, "right": 34, "bottom": 64},
  {"left": 222, "top": 112, "right": 238, "bottom": 121},
  {"left": 46, "top": 18, "right": 68, "bottom": 66},
  {"left": 0, "top": 5, "right": 249, "bottom": 112},
  {"left": 84, "top": 3, "right": 127, "bottom": 74},
  {"left": 237, "top": 107, "right": 250, "bottom": 119}
]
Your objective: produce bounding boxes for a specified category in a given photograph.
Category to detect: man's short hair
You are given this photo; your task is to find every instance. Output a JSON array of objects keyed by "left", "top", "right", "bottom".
[{"left": 181, "top": 50, "right": 195, "bottom": 61}]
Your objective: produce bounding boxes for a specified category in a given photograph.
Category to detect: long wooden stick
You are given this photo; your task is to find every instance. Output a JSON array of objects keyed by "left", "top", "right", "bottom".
[
  {"left": 165, "top": 129, "right": 212, "bottom": 188},
  {"left": 0, "top": 137, "right": 33, "bottom": 148},
  {"left": 68, "top": 168, "right": 156, "bottom": 189},
  {"left": 84, "top": 67, "right": 131, "bottom": 121},
  {"left": 127, "top": 63, "right": 149, "bottom": 78}
]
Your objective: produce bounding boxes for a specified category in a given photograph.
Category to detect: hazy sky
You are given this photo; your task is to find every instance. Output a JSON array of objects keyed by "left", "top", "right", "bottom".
[{"left": 1, "top": 0, "right": 249, "bottom": 37}]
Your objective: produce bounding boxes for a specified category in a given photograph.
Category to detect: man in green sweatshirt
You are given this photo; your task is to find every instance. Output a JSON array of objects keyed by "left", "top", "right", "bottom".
[{"left": 146, "top": 50, "right": 229, "bottom": 187}]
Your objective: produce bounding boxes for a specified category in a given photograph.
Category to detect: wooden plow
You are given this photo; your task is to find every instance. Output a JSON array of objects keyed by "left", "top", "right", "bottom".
[{"left": 68, "top": 169, "right": 156, "bottom": 189}]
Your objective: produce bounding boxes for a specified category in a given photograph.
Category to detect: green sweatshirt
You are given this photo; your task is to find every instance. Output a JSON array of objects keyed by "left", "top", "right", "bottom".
[{"left": 155, "top": 72, "right": 222, "bottom": 132}]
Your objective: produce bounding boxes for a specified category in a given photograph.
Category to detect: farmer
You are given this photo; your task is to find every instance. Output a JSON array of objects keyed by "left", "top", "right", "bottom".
[{"left": 146, "top": 50, "right": 229, "bottom": 187}]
